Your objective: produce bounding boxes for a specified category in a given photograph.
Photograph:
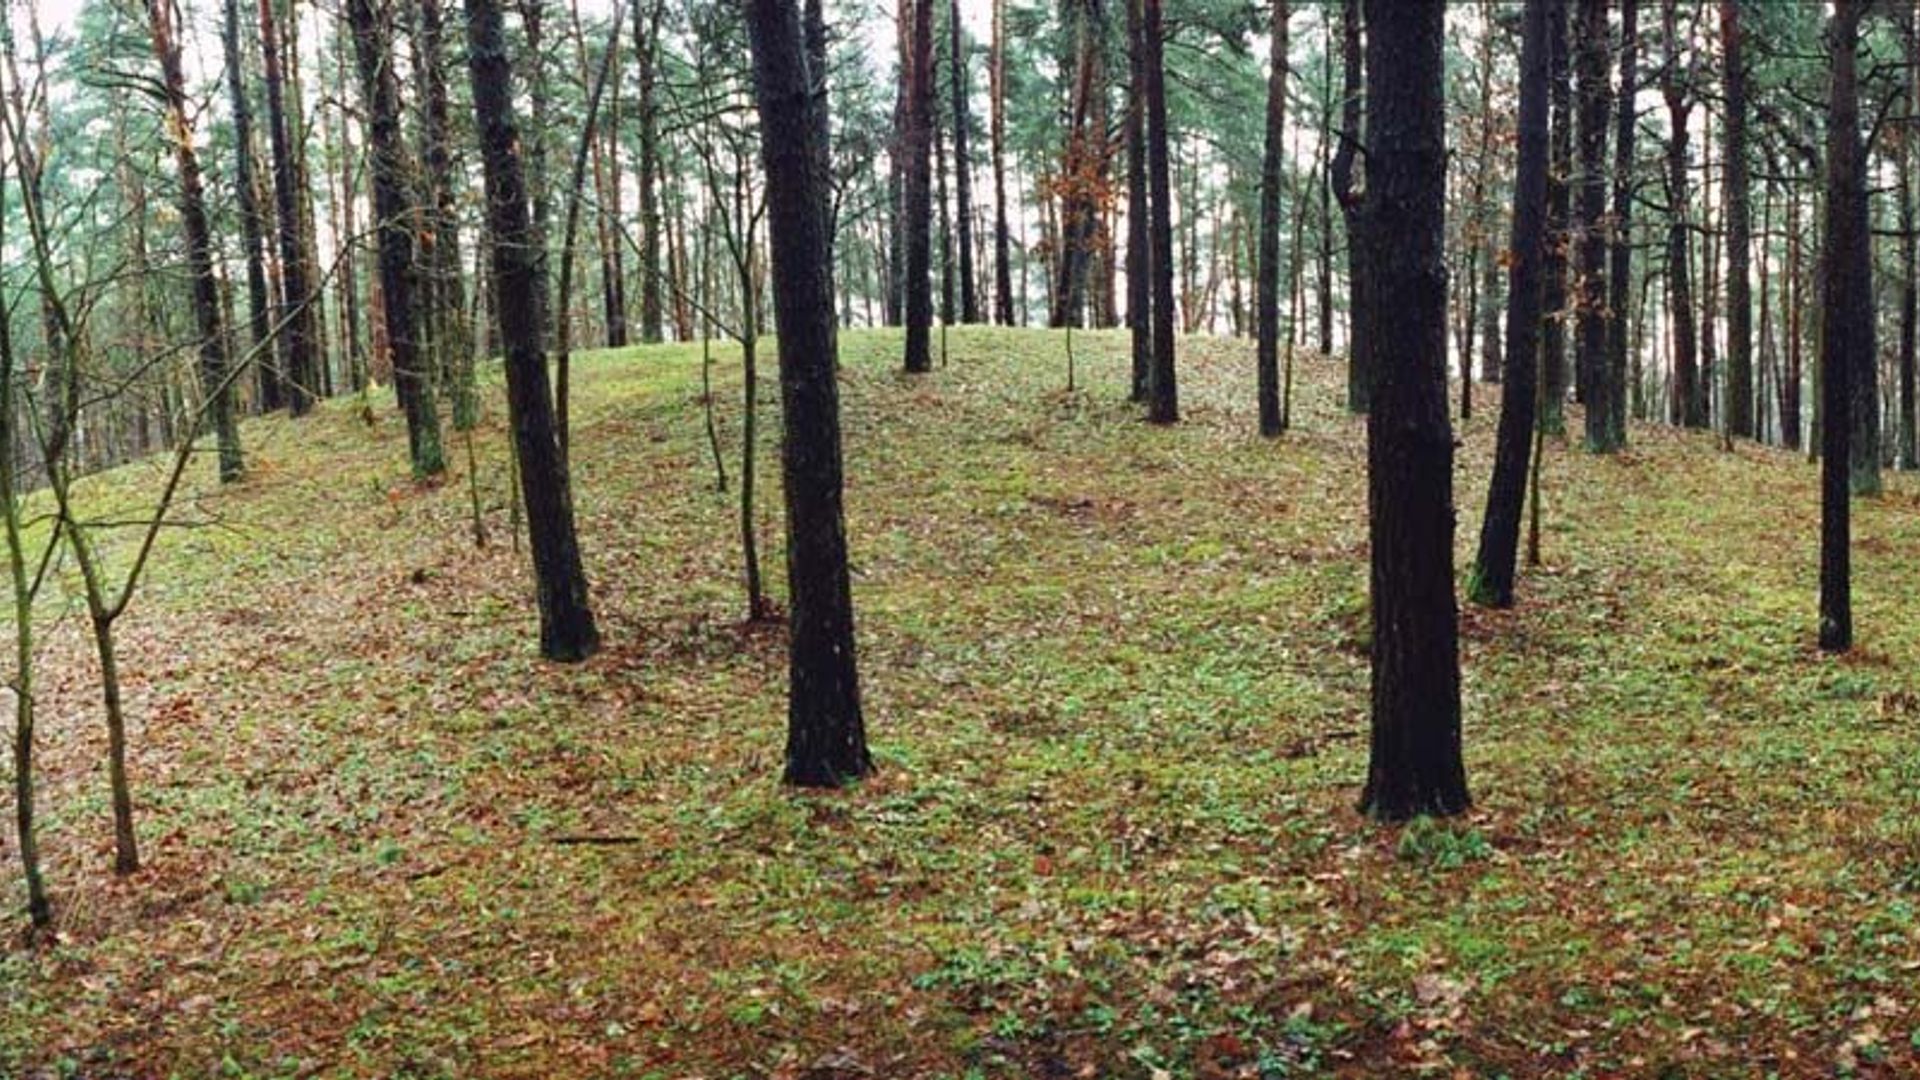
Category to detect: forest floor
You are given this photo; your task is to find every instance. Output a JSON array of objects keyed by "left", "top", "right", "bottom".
[{"left": 4, "top": 327, "right": 1920, "bottom": 1079}]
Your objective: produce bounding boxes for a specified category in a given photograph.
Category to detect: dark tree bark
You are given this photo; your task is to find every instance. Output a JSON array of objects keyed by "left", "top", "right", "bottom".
[
  {"left": 1124, "top": 0, "right": 1149, "bottom": 400},
  {"left": 1144, "top": 0, "right": 1177, "bottom": 423},
  {"left": 222, "top": 0, "right": 275, "bottom": 415},
  {"left": 903, "top": 0, "right": 934, "bottom": 372},
  {"left": 1721, "top": 0, "right": 1753, "bottom": 440},
  {"left": 1540, "top": 0, "right": 1570, "bottom": 435},
  {"left": 350, "top": 0, "right": 446, "bottom": 481},
  {"left": 1317, "top": 9, "right": 1334, "bottom": 357},
  {"left": 1332, "top": 0, "right": 1366, "bottom": 412},
  {"left": 634, "top": 0, "right": 665, "bottom": 342},
  {"left": 991, "top": 0, "right": 1016, "bottom": 325},
  {"left": 1902, "top": 3, "right": 1918, "bottom": 470},
  {"left": 1255, "top": 0, "right": 1289, "bottom": 437},
  {"left": 464, "top": 0, "right": 601, "bottom": 662},
  {"left": 516, "top": 0, "right": 556, "bottom": 347},
  {"left": 1470, "top": 0, "right": 1551, "bottom": 611},
  {"left": 148, "top": 0, "right": 243, "bottom": 483},
  {"left": 1049, "top": 0, "right": 1107, "bottom": 329},
  {"left": 888, "top": 0, "right": 909, "bottom": 328},
  {"left": 742, "top": 0, "right": 871, "bottom": 788},
  {"left": 1821, "top": 0, "right": 1867, "bottom": 652},
  {"left": 419, "top": 0, "right": 478, "bottom": 430},
  {"left": 804, "top": 0, "right": 835, "bottom": 302},
  {"left": 936, "top": 68, "right": 955, "bottom": 331},
  {"left": 260, "top": 0, "right": 320, "bottom": 415},
  {"left": 1356, "top": 0, "right": 1467, "bottom": 822},
  {"left": 1478, "top": 228, "right": 1502, "bottom": 384},
  {"left": 1784, "top": 187, "right": 1803, "bottom": 449},
  {"left": 1604, "top": 0, "right": 1637, "bottom": 449},
  {"left": 1663, "top": 0, "right": 1702, "bottom": 428},
  {"left": 949, "top": 0, "right": 979, "bottom": 324},
  {"left": 1574, "top": 0, "right": 1612, "bottom": 452}
]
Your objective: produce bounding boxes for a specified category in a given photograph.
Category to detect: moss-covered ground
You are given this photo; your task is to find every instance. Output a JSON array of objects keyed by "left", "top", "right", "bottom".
[{"left": 4, "top": 327, "right": 1920, "bottom": 1078}]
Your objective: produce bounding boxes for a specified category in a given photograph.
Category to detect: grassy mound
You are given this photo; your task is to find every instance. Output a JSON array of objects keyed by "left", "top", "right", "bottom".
[{"left": 5, "top": 327, "right": 1919, "bottom": 1077}]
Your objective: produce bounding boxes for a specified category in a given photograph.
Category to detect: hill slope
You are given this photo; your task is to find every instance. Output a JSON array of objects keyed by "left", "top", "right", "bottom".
[{"left": 6, "top": 327, "right": 1920, "bottom": 1077}]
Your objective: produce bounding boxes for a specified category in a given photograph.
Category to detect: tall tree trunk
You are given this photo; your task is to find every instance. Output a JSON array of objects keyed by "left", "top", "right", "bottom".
[
  {"left": 333, "top": 35, "right": 368, "bottom": 396},
  {"left": 1144, "top": 0, "right": 1177, "bottom": 423},
  {"left": 903, "top": 0, "right": 935, "bottom": 372},
  {"left": 1902, "top": 4, "right": 1919, "bottom": 470},
  {"left": 634, "top": 0, "right": 665, "bottom": 342},
  {"left": 1784, "top": 187, "right": 1803, "bottom": 449},
  {"left": 1317, "top": 9, "right": 1334, "bottom": 357},
  {"left": 1663, "top": 0, "right": 1702, "bottom": 428},
  {"left": 421, "top": 0, "right": 478, "bottom": 429},
  {"left": 1540, "top": 0, "right": 1571, "bottom": 435},
  {"left": 350, "top": 0, "right": 446, "bottom": 480},
  {"left": 1721, "top": 0, "right": 1754, "bottom": 439},
  {"left": 1479, "top": 229, "right": 1502, "bottom": 384},
  {"left": 464, "top": 0, "right": 602, "bottom": 662},
  {"left": 260, "top": 0, "right": 319, "bottom": 415},
  {"left": 742, "top": 0, "right": 871, "bottom": 787},
  {"left": 1848, "top": 68, "right": 1881, "bottom": 495},
  {"left": 1471, "top": 0, "right": 1551, "bottom": 611},
  {"left": 1701, "top": 113, "right": 1719, "bottom": 432},
  {"left": 1124, "top": 0, "right": 1149, "bottom": 400},
  {"left": 1357, "top": 0, "right": 1467, "bottom": 822},
  {"left": 936, "top": 66, "right": 955, "bottom": 331},
  {"left": 1255, "top": 0, "right": 1289, "bottom": 437},
  {"left": 1822, "top": 1, "right": 1867, "bottom": 651},
  {"left": 149, "top": 0, "right": 242, "bottom": 482},
  {"left": 1605, "top": 0, "right": 1637, "bottom": 448},
  {"left": 1575, "top": 0, "right": 1613, "bottom": 451},
  {"left": 1050, "top": 0, "right": 1106, "bottom": 329},
  {"left": 804, "top": 0, "right": 835, "bottom": 307},
  {"left": 1333, "top": 0, "right": 1366, "bottom": 411},
  {"left": 223, "top": 0, "right": 275, "bottom": 415},
  {"left": 990, "top": 0, "right": 1016, "bottom": 325},
  {"left": 517, "top": 0, "right": 555, "bottom": 349},
  {"left": 949, "top": 0, "right": 979, "bottom": 323},
  {"left": 288, "top": 11, "right": 331, "bottom": 396}
]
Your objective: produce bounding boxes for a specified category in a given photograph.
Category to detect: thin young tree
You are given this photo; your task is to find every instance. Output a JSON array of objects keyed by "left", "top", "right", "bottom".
[
  {"left": 1356, "top": 0, "right": 1467, "bottom": 822},
  {"left": 1470, "top": 0, "right": 1551, "bottom": 610},
  {"left": 465, "top": 0, "right": 602, "bottom": 662},
  {"left": 741, "top": 0, "right": 871, "bottom": 787},
  {"left": 0, "top": 140, "right": 50, "bottom": 926},
  {"left": 1821, "top": 0, "right": 1868, "bottom": 652},
  {"left": 348, "top": 0, "right": 447, "bottom": 481},
  {"left": 554, "top": 0, "right": 629, "bottom": 471},
  {"left": 1255, "top": 0, "right": 1289, "bottom": 438}
]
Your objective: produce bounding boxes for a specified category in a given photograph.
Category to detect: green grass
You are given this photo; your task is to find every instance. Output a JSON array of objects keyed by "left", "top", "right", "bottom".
[{"left": 3, "top": 326, "right": 1919, "bottom": 1078}]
